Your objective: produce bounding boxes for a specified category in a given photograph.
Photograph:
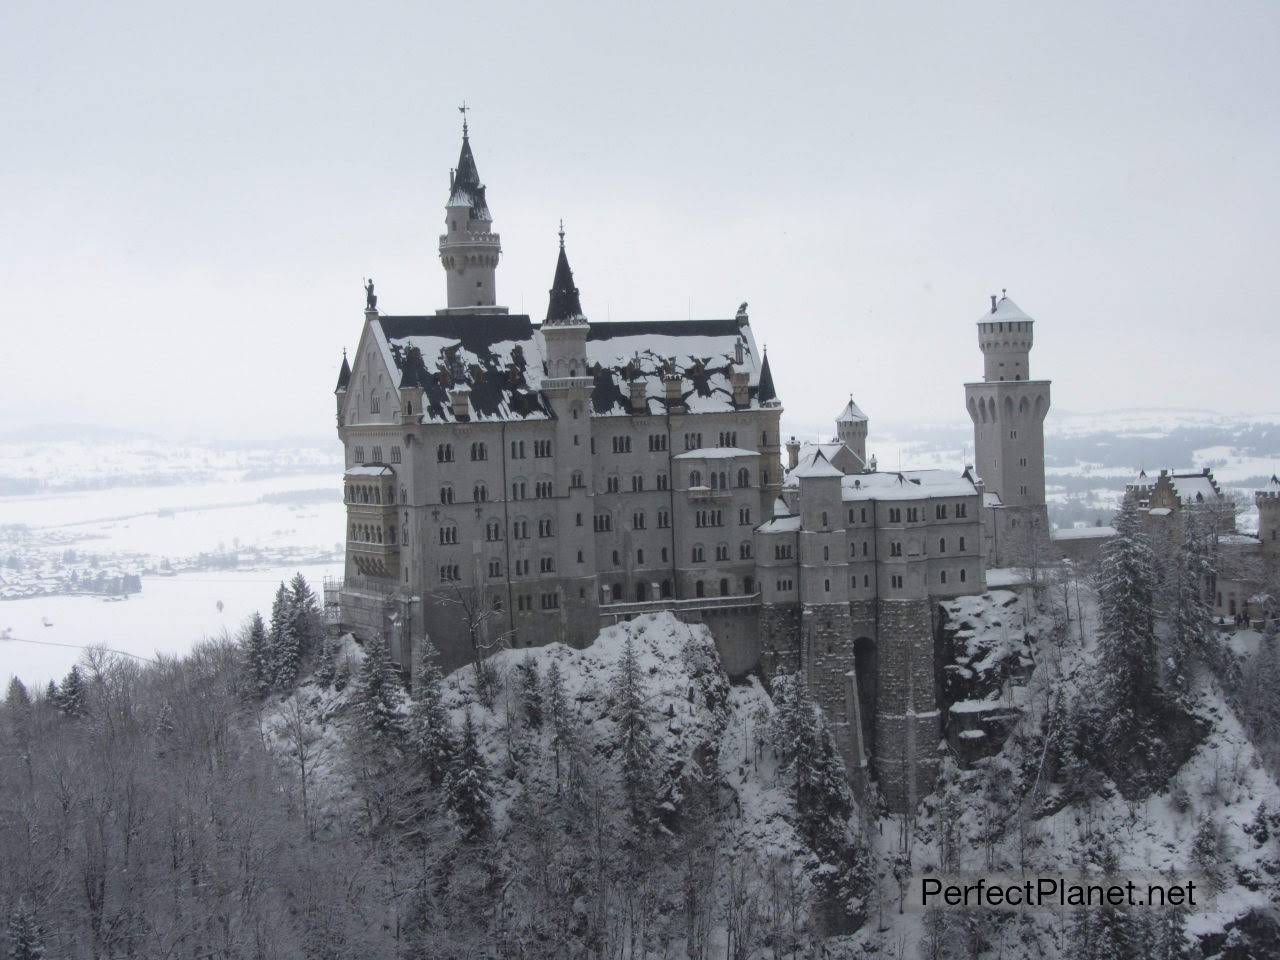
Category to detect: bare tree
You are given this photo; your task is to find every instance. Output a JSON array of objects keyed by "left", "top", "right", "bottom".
[
  {"left": 440, "top": 583, "right": 514, "bottom": 707},
  {"left": 277, "top": 693, "right": 327, "bottom": 840}
]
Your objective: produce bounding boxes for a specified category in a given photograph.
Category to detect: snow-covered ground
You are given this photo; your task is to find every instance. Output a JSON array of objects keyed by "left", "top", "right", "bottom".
[{"left": 0, "top": 562, "right": 341, "bottom": 689}]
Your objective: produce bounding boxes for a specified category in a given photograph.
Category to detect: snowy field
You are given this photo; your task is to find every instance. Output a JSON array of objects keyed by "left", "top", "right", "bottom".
[{"left": 0, "top": 562, "right": 342, "bottom": 689}]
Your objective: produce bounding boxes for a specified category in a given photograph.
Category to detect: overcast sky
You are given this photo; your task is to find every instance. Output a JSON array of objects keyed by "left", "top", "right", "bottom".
[{"left": 2, "top": 1, "right": 1277, "bottom": 443}]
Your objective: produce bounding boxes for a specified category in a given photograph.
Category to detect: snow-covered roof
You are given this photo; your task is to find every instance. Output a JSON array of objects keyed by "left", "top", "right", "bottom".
[
  {"left": 837, "top": 469, "right": 979, "bottom": 502},
  {"left": 978, "top": 294, "right": 1033, "bottom": 324},
  {"left": 673, "top": 447, "right": 760, "bottom": 461},
  {"left": 1166, "top": 471, "right": 1220, "bottom": 503},
  {"left": 345, "top": 465, "right": 394, "bottom": 477},
  {"left": 787, "top": 441, "right": 866, "bottom": 478},
  {"left": 1051, "top": 526, "right": 1117, "bottom": 541},
  {"left": 836, "top": 398, "right": 868, "bottom": 423},
  {"left": 378, "top": 313, "right": 770, "bottom": 423},
  {"left": 791, "top": 450, "right": 843, "bottom": 479},
  {"left": 757, "top": 513, "right": 801, "bottom": 533},
  {"left": 1218, "top": 533, "right": 1260, "bottom": 547}
]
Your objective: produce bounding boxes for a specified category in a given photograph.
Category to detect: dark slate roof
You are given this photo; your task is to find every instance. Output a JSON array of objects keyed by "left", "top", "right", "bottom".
[
  {"left": 545, "top": 242, "right": 584, "bottom": 323},
  {"left": 448, "top": 133, "right": 491, "bottom": 222},
  {"left": 334, "top": 352, "right": 351, "bottom": 393},
  {"left": 374, "top": 313, "right": 772, "bottom": 423},
  {"left": 758, "top": 351, "right": 776, "bottom": 404}
]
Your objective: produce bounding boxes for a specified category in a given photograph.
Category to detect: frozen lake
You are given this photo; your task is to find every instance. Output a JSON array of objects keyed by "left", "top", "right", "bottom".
[{"left": 1, "top": 562, "right": 342, "bottom": 689}]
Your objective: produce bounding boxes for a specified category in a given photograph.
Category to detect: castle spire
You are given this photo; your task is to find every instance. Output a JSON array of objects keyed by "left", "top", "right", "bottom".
[
  {"left": 439, "top": 109, "right": 501, "bottom": 310},
  {"left": 545, "top": 225, "right": 584, "bottom": 323},
  {"left": 757, "top": 348, "right": 777, "bottom": 404}
]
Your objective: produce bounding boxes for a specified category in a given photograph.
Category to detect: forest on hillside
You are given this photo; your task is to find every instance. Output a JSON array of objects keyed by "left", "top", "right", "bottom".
[{"left": 4, "top": 507, "right": 1280, "bottom": 959}]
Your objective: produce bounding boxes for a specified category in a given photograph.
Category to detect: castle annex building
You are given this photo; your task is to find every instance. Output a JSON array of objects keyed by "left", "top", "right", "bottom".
[{"left": 332, "top": 119, "right": 1054, "bottom": 811}]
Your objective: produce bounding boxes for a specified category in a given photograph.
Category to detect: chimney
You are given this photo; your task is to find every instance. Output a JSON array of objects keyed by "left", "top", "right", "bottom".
[
  {"left": 663, "top": 360, "right": 683, "bottom": 409},
  {"left": 990, "top": 294, "right": 998, "bottom": 314},
  {"left": 450, "top": 387, "right": 471, "bottom": 422},
  {"left": 731, "top": 369, "right": 750, "bottom": 408},
  {"left": 785, "top": 436, "right": 801, "bottom": 471},
  {"left": 629, "top": 377, "right": 648, "bottom": 415}
]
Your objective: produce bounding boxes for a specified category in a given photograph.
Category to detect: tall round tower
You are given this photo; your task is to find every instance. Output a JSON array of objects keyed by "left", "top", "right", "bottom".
[
  {"left": 438, "top": 115, "right": 502, "bottom": 310},
  {"left": 964, "top": 291, "right": 1052, "bottom": 565},
  {"left": 836, "top": 397, "right": 869, "bottom": 469},
  {"left": 1257, "top": 475, "right": 1280, "bottom": 560}
]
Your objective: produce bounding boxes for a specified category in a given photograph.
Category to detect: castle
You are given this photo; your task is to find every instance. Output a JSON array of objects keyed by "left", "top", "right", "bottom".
[{"left": 331, "top": 118, "right": 1054, "bottom": 811}]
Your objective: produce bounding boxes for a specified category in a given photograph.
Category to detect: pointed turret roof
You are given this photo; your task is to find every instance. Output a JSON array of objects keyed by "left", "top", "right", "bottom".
[
  {"left": 757, "top": 350, "right": 777, "bottom": 403},
  {"left": 447, "top": 128, "right": 492, "bottom": 222},
  {"left": 792, "top": 448, "right": 844, "bottom": 479},
  {"left": 334, "top": 351, "right": 351, "bottom": 393},
  {"left": 837, "top": 397, "right": 868, "bottom": 422},
  {"left": 545, "top": 228, "right": 585, "bottom": 323},
  {"left": 979, "top": 291, "right": 1033, "bottom": 324}
]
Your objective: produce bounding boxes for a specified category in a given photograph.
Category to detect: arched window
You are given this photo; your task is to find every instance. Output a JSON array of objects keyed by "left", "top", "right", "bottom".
[
  {"left": 737, "top": 467, "right": 750, "bottom": 488},
  {"left": 719, "top": 578, "right": 729, "bottom": 596},
  {"left": 690, "top": 470, "right": 702, "bottom": 487},
  {"left": 611, "top": 583, "right": 622, "bottom": 602},
  {"left": 474, "top": 483, "right": 487, "bottom": 502},
  {"left": 661, "top": 579, "right": 673, "bottom": 599},
  {"left": 939, "top": 537, "right": 946, "bottom": 553},
  {"left": 636, "top": 582, "right": 648, "bottom": 602},
  {"left": 743, "top": 575, "right": 754, "bottom": 594},
  {"left": 695, "top": 581, "right": 705, "bottom": 598}
]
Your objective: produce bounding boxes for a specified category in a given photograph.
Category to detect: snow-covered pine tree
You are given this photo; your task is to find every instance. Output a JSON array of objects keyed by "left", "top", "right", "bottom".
[
  {"left": 545, "top": 659, "right": 572, "bottom": 789},
  {"left": 5, "top": 905, "right": 44, "bottom": 960},
  {"left": 1096, "top": 498, "right": 1159, "bottom": 721},
  {"left": 242, "top": 612, "right": 272, "bottom": 697},
  {"left": 5, "top": 677, "right": 30, "bottom": 708},
  {"left": 1241, "top": 625, "right": 1280, "bottom": 758},
  {"left": 1191, "top": 815, "right": 1225, "bottom": 893},
  {"left": 445, "top": 706, "right": 492, "bottom": 839},
  {"left": 1169, "top": 510, "right": 1216, "bottom": 698},
  {"left": 313, "top": 630, "right": 336, "bottom": 688},
  {"left": 288, "top": 571, "right": 322, "bottom": 660},
  {"left": 611, "top": 634, "right": 656, "bottom": 830},
  {"left": 1148, "top": 881, "right": 1196, "bottom": 960},
  {"left": 516, "top": 653, "right": 543, "bottom": 729},
  {"left": 406, "top": 636, "right": 454, "bottom": 786},
  {"left": 354, "top": 636, "right": 406, "bottom": 748},
  {"left": 42, "top": 681, "right": 57, "bottom": 706},
  {"left": 269, "top": 583, "right": 300, "bottom": 691},
  {"left": 55, "top": 665, "right": 86, "bottom": 719}
]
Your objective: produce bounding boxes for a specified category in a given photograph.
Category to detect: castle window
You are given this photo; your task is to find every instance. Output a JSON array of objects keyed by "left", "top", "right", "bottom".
[
  {"left": 1009, "top": 430, "right": 1018, "bottom": 440},
  {"left": 940, "top": 570, "right": 948, "bottom": 585},
  {"left": 606, "top": 476, "right": 620, "bottom": 493},
  {"left": 632, "top": 475, "right": 644, "bottom": 492},
  {"left": 657, "top": 473, "right": 669, "bottom": 491},
  {"left": 633, "top": 511, "right": 646, "bottom": 530},
  {"left": 862, "top": 542, "right": 869, "bottom": 557},
  {"left": 821, "top": 511, "right": 828, "bottom": 528},
  {"left": 512, "top": 480, "right": 527, "bottom": 500},
  {"left": 534, "top": 440, "right": 552, "bottom": 458},
  {"left": 471, "top": 442, "right": 487, "bottom": 461},
  {"left": 538, "top": 518, "right": 554, "bottom": 537},
  {"left": 571, "top": 470, "right": 584, "bottom": 488},
  {"left": 540, "top": 556, "right": 555, "bottom": 573},
  {"left": 956, "top": 502, "right": 967, "bottom": 518},
  {"left": 823, "top": 545, "right": 829, "bottom": 561},
  {"left": 590, "top": 438, "right": 596, "bottom": 454},
  {"left": 437, "top": 443, "right": 453, "bottom": 463},
  {"left": 440, "top": 486, "right": 454, "bottom": 505},
  {"left": 612, "top": 436, "right": 632, "bottom": 454},
  {"left": 692, "top": 544, "right": 705, "bottom": 563},
  {"left": 939, "top": 538, "right": 946, "bottom": 553},
  {"left": 739, "top": 506, "right": 751, "bottom": 525},
  {"left": 474, "top": 483, "right": 487, "bottom": 503},
  {"left": 689, "top": 470, "right": 703, "bottom": 488},
  {"left": 761, "top": 432, "right": 768, "bottom": 446},
  {"left": 848, "top": 508, "right": 856, "bottom": 524},
  {"left": 824, "top": 579, "right": 830, "bottom": 593},
  {"left": 935, "top": 503, "right": 946, "bottom": 520},
  {"left": 511, "top": 440, "right": 526, "bottom": 459},
  {"left": 577, "top": 550, "right": 584, "bottom": 563},
  {"left": 487, "top": 559, "right": 501, "bottom": 578},
  {"left": 493, "top": 594, "right": 503, "bottom": 610},
  {"left": 594, "top": 513, "right": 613, "bottom": 533},
  {"left": 370, "top": 394, "right": 380, "bottom": 414},
  {"left": 657, "top": 510, "right": 671, "bottom": 528},
  {"left": 716, "top": 544, "right": 729, "bottom": 561},
  {"left": 576, "top": 512, "right": 583, "bottom": 526},
  {"left": 888, "top": 508, "right": 901, "bottom": 523},
  {"left": 861, "top": 508, "right": 867, "bottom": 523},
  {"left": 695, "top": 581, "right": 705, "bottom": 597},
  {"left": 649, "top": 434, "right": 668, "bottom": 452},
  {"left": 485, "top": 520, "right": 501, "bottom": 541},
  {"left": 535, "top": 480, "right": 554, "bottom": 498},
  {"left": 774, "top": 543, "right": 793, "bottom": 560},
  {"left": 739, "top": 541, "right": 752, "bottom": 559},
  {"left": 354, "top": 445, "right": 365, "bottom": 463},
  {"left": 891, "top": 575, "right": 903, "bottom": 589},
  {"left": 515, "top": 559, "right": 530, "bottom": 576},
  {"left": 744, "top": 575, "right": 754, "bottom": 593},
  {"left": 439, "top": 525, "right": 458, "bottom": 545},
  {"left": 959, "top": 536, "right": 966, "bottom": 552},
  {"left": 959, "top": 568, "right": 967, "bottom": 583},
  {"left": 637, "top": 548, "right": 644, "bottom": 565},
  {"left": 541, "top": 592, "right": 560, "bottom": 610},
  {"left": 439, "top": 564, "right": 460, "bottom": 582},
  {"left": 391, "top": 446, "right": 402, "bottom": 464},
  {"left": 907, "top": 507, "right": 919, "bottom": 523},
  {"left": 890, "top": 541, "right": 902, "bottom": 557},
  {"left": 661, "top": 579, "right": 673, "bottom": 598},
  {"left": 719, "top": 577, "right": 729, "bottom": 595},
  {"left": 661, "top": 547, "right": 669, "bottom": 562}
]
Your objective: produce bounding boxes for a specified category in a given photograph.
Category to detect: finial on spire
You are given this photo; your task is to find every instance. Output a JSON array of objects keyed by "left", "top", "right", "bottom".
[
  {"left": 1001, "top": 287, "right": 1007, "bottom": 299},
  {"left": 558, "top": 218, "right": 565, "bottom": 249},
  {"left": 458, "top": 101, "right": 469, "bottom": 137}
]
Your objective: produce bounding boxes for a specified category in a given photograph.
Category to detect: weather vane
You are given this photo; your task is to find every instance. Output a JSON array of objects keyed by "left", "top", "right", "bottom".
[
  {"left": 458, "top": 101, "right": 469, "bottom": 136},
  {"left": 558, "top": 218, "right": 565, "bottom": 248}
]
